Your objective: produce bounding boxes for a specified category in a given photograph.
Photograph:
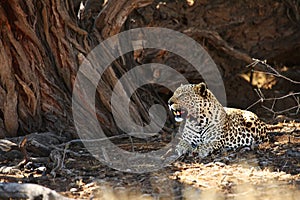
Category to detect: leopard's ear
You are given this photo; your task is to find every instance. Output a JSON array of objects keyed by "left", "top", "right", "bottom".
[{"left": 193, "top": 82, "right": 207, "bottom": 96}]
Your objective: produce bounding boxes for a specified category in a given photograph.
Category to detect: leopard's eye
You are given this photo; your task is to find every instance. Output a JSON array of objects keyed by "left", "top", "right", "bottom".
[
  {"left": 177, "top": 94, "right": 183, "bottom": 98},
  {"left": 176, "top": 91, "right": 188, "bottom": 99}
]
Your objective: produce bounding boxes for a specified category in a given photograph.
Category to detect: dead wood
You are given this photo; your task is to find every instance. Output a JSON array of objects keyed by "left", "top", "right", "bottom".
[
  {"left": 126, "top": 0, "right": 300, "bottom": 112},
  {"left": 0, "top": 182, "right": 73, "bottom": 200},
  {"left": 183, "top": 28, "right": 253, "bottom": 65}
]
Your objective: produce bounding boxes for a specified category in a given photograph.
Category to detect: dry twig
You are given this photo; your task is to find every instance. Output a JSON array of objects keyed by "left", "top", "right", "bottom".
[{"left": 246, "top": 58, "right": 300, "bottom": 118}]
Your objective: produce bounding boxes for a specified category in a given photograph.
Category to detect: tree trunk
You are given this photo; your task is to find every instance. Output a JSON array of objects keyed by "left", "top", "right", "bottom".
[
  {"left": 0, "top": 0, "right": 77, "bottom": 137},
  {"left": 0, "top": 0, "right": 152, "bottom": 138},
  {"left": 0, "top": 0, "right": 299, "bottom": 138}
]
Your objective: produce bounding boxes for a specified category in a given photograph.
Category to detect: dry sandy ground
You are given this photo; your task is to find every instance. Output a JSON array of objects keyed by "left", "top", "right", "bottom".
[{"left": 0, "top": 122, "right": 299, "bottom": 199}]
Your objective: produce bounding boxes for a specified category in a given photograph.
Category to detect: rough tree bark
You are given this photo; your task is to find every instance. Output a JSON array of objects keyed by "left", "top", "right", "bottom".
[
  {"left": 0, "top": 0, "right": 299, "bottom": 138},
  {"left": 0, "top": 0, "right": 152, "bottom": 138}
]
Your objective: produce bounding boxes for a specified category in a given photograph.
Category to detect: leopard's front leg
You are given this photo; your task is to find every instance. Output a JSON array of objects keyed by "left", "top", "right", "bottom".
[
  {"left": 175, "top": 139, "right": 194, "bottom": 156},
  {"left": 192, "top": 140, "right": 220, "bottom": 158}
]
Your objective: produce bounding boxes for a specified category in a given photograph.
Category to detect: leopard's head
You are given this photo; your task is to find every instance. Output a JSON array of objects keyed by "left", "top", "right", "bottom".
[{"left": 168, "top": 82, "right": 210, "bottom": 122}]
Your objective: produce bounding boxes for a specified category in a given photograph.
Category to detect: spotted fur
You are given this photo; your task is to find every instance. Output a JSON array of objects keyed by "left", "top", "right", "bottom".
[{"left": 168, "top": 82, "right": 268, "bottom": 158}]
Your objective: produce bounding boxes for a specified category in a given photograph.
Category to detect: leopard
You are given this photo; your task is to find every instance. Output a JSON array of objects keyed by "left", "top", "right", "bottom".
[{"left": 168, "top": 82, "right": 268, "bottom": 158}]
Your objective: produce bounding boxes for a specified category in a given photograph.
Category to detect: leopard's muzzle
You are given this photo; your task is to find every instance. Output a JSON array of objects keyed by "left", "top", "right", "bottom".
[{"left": 168, "top": 101, "right": 187, "bottom": 122}]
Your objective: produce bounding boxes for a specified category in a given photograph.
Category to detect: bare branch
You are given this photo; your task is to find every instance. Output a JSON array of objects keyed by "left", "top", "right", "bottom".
[
  {"left": 247, "top": 58, "right": 300, "bottom": 84},
  {"left": 246, "top": 58, "right": 300, "bottom": 118}
]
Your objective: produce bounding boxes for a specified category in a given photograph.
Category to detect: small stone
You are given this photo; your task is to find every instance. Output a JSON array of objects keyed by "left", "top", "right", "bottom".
[
  {"left": 259, "top": 161, "right": 268, "bottom": 167},
  {"left": 214, "top": 161, "right": 226, "bottom": 167},
  {"left": 36, "top": 166, "right": 46, "bottom": 173},
  {"left": 70, "top": 188, "right": 78, "bottom": 192}
]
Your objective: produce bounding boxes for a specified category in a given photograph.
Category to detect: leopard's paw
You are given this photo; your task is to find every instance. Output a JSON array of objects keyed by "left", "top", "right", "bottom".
[
  {"left": 193, "top": 146, "right": 210, "bottom": 158},
  {"left": 175, "top": 140, "right": 193, "bottom": 156}
]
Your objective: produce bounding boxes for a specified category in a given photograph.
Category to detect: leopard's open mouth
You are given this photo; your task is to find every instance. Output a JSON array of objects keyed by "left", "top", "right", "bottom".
[{"left": 168, "top": 104, "right": 187, "bottom": 122}]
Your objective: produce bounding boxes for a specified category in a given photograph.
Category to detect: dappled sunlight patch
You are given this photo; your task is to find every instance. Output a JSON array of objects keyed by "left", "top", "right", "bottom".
[
  {"left": 171, "top": 162, "right": 300, "bottom": 199},
  {"left": 240, "top": 71, "right": 276, "bottom": 89}
]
